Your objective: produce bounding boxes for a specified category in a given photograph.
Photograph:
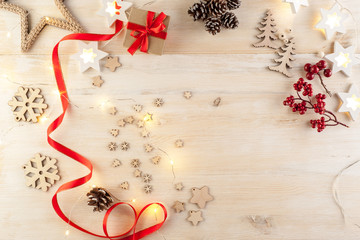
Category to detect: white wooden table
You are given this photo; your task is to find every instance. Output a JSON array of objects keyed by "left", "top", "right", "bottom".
[{"left": 2, "top": 0, "right": 360, "bottom": 239}]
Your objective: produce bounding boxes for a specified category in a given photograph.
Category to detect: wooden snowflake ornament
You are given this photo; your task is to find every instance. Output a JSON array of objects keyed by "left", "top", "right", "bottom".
[
  {"left": 316, "top": 4, "right": 347, "bottom": 39},
  {"left": 183, "top": 91, "right": 192, "bottom": 99},
  {"left": 337, "top": 84, "right": 360, "bottom": 121},
  {"left": 325, "top": 41, "right": 360, "bottom": 77},
  {"left": 23, "top": 153, "right": 60, "bottom": 192},
  {"left": 98, "top": 0, "right": 133, "bottom": 27},
  {"left": 131, "top": 159, "right": 141, "bottom": 168},
  {"left": 8, "top": 87, "right": 48, "bottom": 123},
  {"left": 120, "top": 181, "right": 129, "bottom": 190},
  {"left": 269, "top": 39, "right": 296, "bottom": 77},
  {"left": 73, "top": 42, "right": 109, "bottom": 72},
  {"left": 151, "top": 156, "right": 161, "bottom": 165},
  {"left": 190, "top": 186, "right": 214, "bottom": 209},
  {"left": 253, "top": 10, "right": 278, "bottom": 49},
  {"left": 144, "top": 185, "right": 152, "bottom": 194},
  {"left": 283, "top": 0, "right": 308, "bottom": 13},
  {"left": 112, "top": 159, "right": 121, "bottom": 167}
]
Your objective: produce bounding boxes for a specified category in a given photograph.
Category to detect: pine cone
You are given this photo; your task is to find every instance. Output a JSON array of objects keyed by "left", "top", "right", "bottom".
[
  {"left": 207, "top": 1, "right": 228, "bottom": 17},
  {"left": 205, "top": 17, "right": 221, "bottom": 35},
  {"left": 221, "top": 12, "right": 239, "bottom": 29},
  {"left": 87, "top": 187, "right": 113, "bottom": 212},
  {"left": 227, "top": 0, "right": 241, "bottom": 10},
  {"left": 188, "top": 2, "right": 208, "bottom": 21}
]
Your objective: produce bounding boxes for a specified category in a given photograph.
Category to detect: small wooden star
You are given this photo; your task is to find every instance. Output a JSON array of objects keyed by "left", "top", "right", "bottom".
[
  {"left": 187, "top": 210, "right": 203, "bottom": 226},
  {"left": 133, "top": 104, "right": 143, "bottom": 112},
  {"left": 190, "top": 186, "right": 214, "bottom": 209},
  {"left": 143, "top": 113, "right": 153, "bottom": 122},
  {"left": 175, "top": 139, "right": 184, "bottom": 148},
  {"left": 92, "top": 75, "right": 104, "bottom": 87},
  {"left": 151, "top": 156, "right": 161, "bottom": 165},
  {"left": 175, "top": 182, "right": 184, "bottom": 191},
  {"left": 144, "top": 144, "right": 153, "bottom": 153},
  {"left": 112, "top": 159, "right": 121, "bottom": 167},
  {"left": 124, "top": 116, "right": 135, "bottom": 124},
  {"left": 154, "top": 98, "right": 164, "bottom": 107},
  {"left": 110, "top": 129, "right": 119, "bottom": 137},
  {"left": 117, "top": 119, "right": 126, "bottom": 127},
  {"left": 137, "top": 120, "right": 145, "bottom": 128},
  {"left": 109, "top": 107, "right": 117, "bottom": 115},
  {"left": 131, "top": 159, "right": 141, "bottom": 168},
  {"left": 141, "top": 129, "right": 150, "bottom": 138},
  {"left": 183, "top": 91, "right": 192, "bottom": 99},
  {"left": 108, "top": 142, "right": 117, "bottom": 151},
  {"left": 105, "top": 56, "right": 121, "bottom": 72},
  {"left": 144, "top": 185, "right": 152, "bottom": 194},
  {"left": 120, "top": 142, "right": 130, "bottom": 151},
  {"left": 120, "top": 181, "right": 129, "bottom": 190},
  {"left": 143, "top": 174, "right": 152, "bottom": 183},
  {"left": 172, "top": 201, "right": 185, "bottom": 213},
  {"left": 134, "top": 169, "right": 142, "bottom": 177}
]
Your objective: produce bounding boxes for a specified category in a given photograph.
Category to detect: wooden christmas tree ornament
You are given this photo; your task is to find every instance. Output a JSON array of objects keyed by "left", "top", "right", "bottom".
[
  {"left": 0, "top": 0, "right": 84, "bottom": 52},
  {"left": 253, "top": 10, "right": 278, "bottom": 49},
  {"left": 269, "top": 39, "right": 296, "bottom": 77}
]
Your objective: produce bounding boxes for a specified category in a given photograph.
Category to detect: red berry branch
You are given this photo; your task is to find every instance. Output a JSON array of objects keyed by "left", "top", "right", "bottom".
[
  {"left": 304, "top": 60, "right": 332, "bottom": 96},
  {"left": 283, "top": 61, "right": 348, "bottom": 132}
]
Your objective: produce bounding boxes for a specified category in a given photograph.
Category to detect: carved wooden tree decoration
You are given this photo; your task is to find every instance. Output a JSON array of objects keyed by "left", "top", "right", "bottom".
[
  {"left": 253, "top": 10, "right": 278, "bottom": 49},
  {"left": 269, "top": 39, "right": 296, "bottom": 78}
]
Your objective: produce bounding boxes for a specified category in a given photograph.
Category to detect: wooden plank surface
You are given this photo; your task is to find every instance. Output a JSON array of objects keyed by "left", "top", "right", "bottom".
[{"left": 1, "top": 0, "right": 360, "bottom": 240}]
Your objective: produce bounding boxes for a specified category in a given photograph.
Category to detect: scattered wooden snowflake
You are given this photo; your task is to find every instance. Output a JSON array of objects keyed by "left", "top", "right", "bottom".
[
  {"left": 112, "top": 159, "right": 121, "bottom": 167},
  {"left": 108, "top": 142, "right": 118, "bottom": 151},
  {"left": 137, "top": 120, "right": 145, "bottom": 128},
  {"left": 141, "top": 129, "right": 150, "bottom": 138},
  {"left": 175, "top": 139, "right": 184, "bottom": 148},
  {"left": 109, "top": 107, "right": 117, "bottom": 115},
  {"left": 117, "top": 119, "right": 126, "bottom": 127},
  {"left": 8, "top": 87, "right": 48, "bottom": 123},
  {"left": 22, "top": 153, "right": 60, "bottom": 192},
  {"left": 144, "top": 185, "right": 152, "bottom": 194},
  {"left": 120, "top": 181, "right": 129, "bottom": 190},
  {"left": 183, "top": 91, "right": 192, "bottom": 99},
  {"left": 133, "top": 104, "right": 143, "bottom": 112},
  {"left": 124, "top": 116, "right": 135, "bottom": 124},
  {"left": 143, "top": 173, "right": 152, "bottom": 183},
  {"left": 120, "top": 142, "right": 130, "bottom": 151},
  {"left": 144, "top": 144, "right": 153, "bottom": 153},
  {"left": 131, "top": 159, "right": 141, "bottom": 168},
  {"left": 110, "top": 129, "right": 119, "bottom": 137},
  {"left": 154, "top": 98, "right": 164, "bottom": 107},
  {"left": 134, "top": 169, "right": 142, "bottom": 177},
  {"left": 151, "top": 156, "right": 161, "bottom": 165}
]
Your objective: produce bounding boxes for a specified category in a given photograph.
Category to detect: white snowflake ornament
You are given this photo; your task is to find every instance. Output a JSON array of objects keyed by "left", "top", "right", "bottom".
[
  {"left": 98, "top": 0, "right": 133, "bottom": 27},
  {"left": 337, "top": 84, "right": 360, "bottom": 121},
  {"left": 73, "top": 42, "right": 109, "bottom": 72},
  {"left": 316, "top": 4, "right": 348, "bottom": 39},
  {"left": 325, "top": 41, "right": 360, "bottom": 77},
  {"left": 23, "top": 153, "right": 60, "bottom": 192},
  {"left": 283, "top": 0, "right": 308, "bottom": 13}
]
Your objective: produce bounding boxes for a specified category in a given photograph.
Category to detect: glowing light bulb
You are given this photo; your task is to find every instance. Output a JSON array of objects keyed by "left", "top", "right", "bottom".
[
  {"left": 154, "top": 208, "right": 157, "bottom": 213},
  {"left": 143, "top": 113, "right": 153, "bottom": 122},
  {"left": 49, "top": 66, "right": 54, "bottom": 71},
  {"left": 80, "top": 48, "right": 97, "bottom": 63},
  {"left": 132, "top": 199, "right": 136, "bottom": 203},
  {"left": 65, "top": 230, "right": 70, "bottom": 236},
  {"left": 6, "top": 32, "right": 11, "bottom": 38},
  {"left": 2, "top": 74, "right": 8, "bottom": 79},
  {"left": 92, "top": 185, "right": 97, "bottom": 188},
  {"left": 39, "top": 116, "right": 48, "bottom": 123},
  {"left": 52, "top": 90, "right": 60, "bottom": 97},
  {"left": 170, "top": 160, "right": 174, "bottom": 165}
]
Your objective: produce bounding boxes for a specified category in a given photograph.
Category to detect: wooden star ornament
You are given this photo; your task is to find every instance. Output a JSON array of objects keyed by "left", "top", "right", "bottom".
[
  {"left": 325, "top": 41, "right": 360, "bottom": 77},
  {"left": 92, "top": 75, "right": 104, "bottom": 87},
  {"left": 73, "top": 42, "right": 109, "bottom": 72},
  {"left": 283, "top": 0, "right": 308, "bottom": 13},
  {"left": 0, "top": 0, "right": 84, "bottom": 52},
  {"left": 316, "top": 4, "right": 347, "bottom": 39},
  {"left": 187, "top": 210, "right": 203, "bottom": 226},
  {"left": 190, "top": 186, "right": 214, "bottom": 209},
  {"left": 98, "top": 0, "right": 133, "bottom": 27},
  {"left": 172, "top": 201, "right": 185, "bottom": 213},
  {"left": 337, "top": 84, "right": 360, "bottom": 121},
  {"left": 105, "top": 56, "right": 122, "bottom": 72}
]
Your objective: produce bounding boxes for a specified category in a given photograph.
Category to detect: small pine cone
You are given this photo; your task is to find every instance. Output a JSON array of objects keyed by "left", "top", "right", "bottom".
[
  {"left": 227, "top": 0, "right": 241, "bottom": 10},
  {"left": 221, "top": 12, "right": 239, "bottom": 29},
  {"left": 205, "top": 17, "right": 222, "bottom": 35},
  {"left": 87, "top": 187, "right": 113, "bottom": 212},
  {"left": 188, "top": 2, "right": 208, "bottom": 21},
  {"left": 207, "top": 1, "right": 228, "bottom": 17}
]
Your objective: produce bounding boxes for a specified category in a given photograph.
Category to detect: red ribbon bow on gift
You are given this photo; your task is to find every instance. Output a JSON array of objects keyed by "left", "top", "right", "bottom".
[{"left": 127, "top": 11, "right": 168, "bottom": 55}]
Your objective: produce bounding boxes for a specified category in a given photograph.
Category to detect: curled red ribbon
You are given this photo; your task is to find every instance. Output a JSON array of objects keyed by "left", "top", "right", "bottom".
[
  {"left": 48, "top": 19, "right": 167, "bottom": 239},
  {"left": 127, "top": 11, "right": 168, "bottom": 55}
]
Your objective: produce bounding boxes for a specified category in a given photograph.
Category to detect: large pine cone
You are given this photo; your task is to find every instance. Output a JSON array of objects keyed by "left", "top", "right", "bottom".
[
  {"left": 221, "top": 12, "right": 239, "bottom": 29},
  {"left": 87, "top": 187, "right": 113, "bottom": 212},
  {"left": 205, "top": 17, "right": 222, "bottom": 35},
  {"left": 227, "top": 0, "right": 241, "bottom": 10},
  {"left": 207, "top": 1, "right": 228, "bottom": 17},
  {"left": 188, "top": 2, "right": 208, "bottom": 21}
]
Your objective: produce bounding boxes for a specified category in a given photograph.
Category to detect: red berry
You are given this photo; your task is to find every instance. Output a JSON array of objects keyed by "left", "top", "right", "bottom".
[
  {"left": 310, "top": 65, "right": 319, "bottom": 74},
  {"left": 306, "top": 72, "right": 315, "bottom": 80},
  {"left": 324, "top": 69, "right": 332, "bottom": 78},
  {"left": 304, "top": 63, "right": 312, "bottom": 72},
  {"left": 317, "top": 60, "right": 327, "bottom": 70}
]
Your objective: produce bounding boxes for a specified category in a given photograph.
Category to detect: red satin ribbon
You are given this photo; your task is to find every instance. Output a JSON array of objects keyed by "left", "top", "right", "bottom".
[
  {"left": 48, "top": 19, "right": 167, "bottom": 239},
  {"left": 127, "top": 11, "right": 167, "bottom": 55}
]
